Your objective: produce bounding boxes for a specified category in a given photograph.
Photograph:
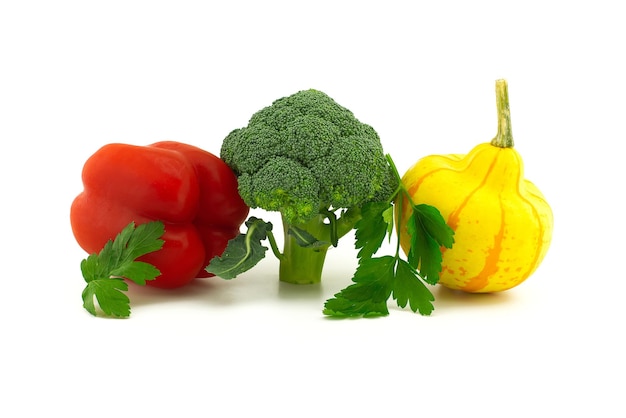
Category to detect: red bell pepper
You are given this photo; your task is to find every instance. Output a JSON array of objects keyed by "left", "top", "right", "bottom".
[{"left": 70, "top": 141, "right": 249, "bottom": 289}]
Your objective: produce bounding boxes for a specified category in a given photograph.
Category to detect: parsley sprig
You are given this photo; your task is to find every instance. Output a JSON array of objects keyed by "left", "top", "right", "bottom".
[
  {"left": 323, "top": 154, "right": 455, "bottom": 317},
  {"left": 80, "top": 221, "right": 165, "bottom": 318}
]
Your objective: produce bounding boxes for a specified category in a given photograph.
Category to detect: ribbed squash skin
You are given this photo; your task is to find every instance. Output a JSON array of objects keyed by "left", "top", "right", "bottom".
[{"left": 398, "top": 142, "right": 553, "bottom": 293}]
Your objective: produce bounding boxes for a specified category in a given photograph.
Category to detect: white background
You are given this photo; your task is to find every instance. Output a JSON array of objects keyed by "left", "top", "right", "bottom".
[{"left": 1, "top": 1, "right": 624, "bottom": 417}]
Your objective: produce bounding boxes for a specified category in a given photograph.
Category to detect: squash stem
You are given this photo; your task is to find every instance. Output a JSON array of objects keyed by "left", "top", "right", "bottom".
[{"left": 490, "top": 79, "right": 514, "bottom": 148}]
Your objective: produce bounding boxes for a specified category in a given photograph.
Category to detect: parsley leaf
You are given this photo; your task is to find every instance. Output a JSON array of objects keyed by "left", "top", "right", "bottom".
[
  {"left": 323, "top": 154, "right": 455, "bottom": 318},
  {"left": 323, "top": 256, "right": 394, "bottom": 317},
  {"left": 407, "top": 204, "right": 454, "bottom": 285},
  {"left": 324, "top": 255, "right": 436, "bottom": 317},
  {"left": 392, "top": 259, "right": 435, "bottom": 315},
  {"left": 206, "top": 217, "right": 273, "bottom": 279},
  {"left": 82, "top": 278, "right": 130, "bottom": 318},
  {"left": 80, "top": 221, "right": 165, "bottom": 318},
  {"left": 354, "top": 201, "right": 393, "bottom": 260}
]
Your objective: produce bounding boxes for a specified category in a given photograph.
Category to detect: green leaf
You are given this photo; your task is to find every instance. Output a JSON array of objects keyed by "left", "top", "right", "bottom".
[
  {"left": 354, "top": 201, "right": 393, "bottom": 260},
  {"left": 323, "top": 298, "right": 389, "bottom": 318},
  {"left": 80, "top": 253, "right": 105, "bottom": 283},
  {"left": 382, "top": 205, "right": 394, "bottom": 237},
  {"left": 110, "top": 261, "right": 161, "bottom": 286},
  {"left": 391, "top": 259, "right": 435, "bottom": 315},
  {"left": 324, "top": 255, "right": 437, "bottom": 318},
  {"left": 288, "top": 226, "right": 329, "bottom": 249},
  {"left": 80, "top": 221, "right": 165, "bottom": 318},
  {"left": 323, "top": 256, "right": 395, "bottom": 318},
  {"left": 407, "top": 204, "right": 455, "bottom": 285},
  {"left": 414, "top": 204, "right": 455, "bottom": 248},
  {"left": 124, "top": 221, "right": 168, "bottom": 261},
  {"left": 82, "top": 278, "right": 130, "bottom": 318},
  {"left": 322, "top": 154, "right": 454, "bottom": 318},
  {"left": 206, "top": 217, "right": 272, "bottom": 279}
]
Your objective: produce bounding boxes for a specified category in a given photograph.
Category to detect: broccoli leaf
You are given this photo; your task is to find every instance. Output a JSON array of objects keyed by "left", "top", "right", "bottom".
[
  {"left": 288, "top": 226, "right": 330, "bottom": 249},
  {"left": 206, "top": 217, "right": 272, "bottom": 279},
  {"left": 407, "top": 204, "right": 455, "bottom": 285},
  {"left": 80, "top": 221, "right": 165, "bottom": 318}
]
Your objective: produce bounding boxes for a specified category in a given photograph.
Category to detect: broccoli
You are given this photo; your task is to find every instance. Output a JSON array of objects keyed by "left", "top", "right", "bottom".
[{"left": 218, "top": 89, "right": 397, "bottom": 284}]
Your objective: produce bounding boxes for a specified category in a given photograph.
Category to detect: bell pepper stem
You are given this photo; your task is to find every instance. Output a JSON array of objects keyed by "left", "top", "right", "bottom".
[{"left": 491, "top": 79, "right": 514, "bottom": 148}]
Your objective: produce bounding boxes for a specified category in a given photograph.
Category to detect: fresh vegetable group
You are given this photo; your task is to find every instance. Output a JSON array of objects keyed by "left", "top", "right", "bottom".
[{"left": 71, "top": 80, "right": 553, "bottom": 318}]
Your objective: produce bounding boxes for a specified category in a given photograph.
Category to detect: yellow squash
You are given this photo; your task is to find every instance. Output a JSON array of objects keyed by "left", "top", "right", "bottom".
[{"left": 398, "top": 79, "right": 553, "bottom": 293}]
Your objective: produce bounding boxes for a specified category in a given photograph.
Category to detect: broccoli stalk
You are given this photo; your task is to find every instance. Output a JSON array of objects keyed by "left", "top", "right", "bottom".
[
  {"left": 209, "top": 89, "right": 397, "bottom": 284},
  {"left": 280, "top": 215, "right": 329, "bottom": 284},
  {"left": 278, "top": 207, "right": 361, "bottom": 284},
  {"left": 280, "top": 218, "right": 327, "bottom": 284}
]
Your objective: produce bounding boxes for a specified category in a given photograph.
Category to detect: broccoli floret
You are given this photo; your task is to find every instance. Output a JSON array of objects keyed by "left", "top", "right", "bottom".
[
  {"left": 237, "top": 156, "right": 321, "bottom": 224},
  {"left": 220, "top": 89, "right": 397, "bottom": 284}
]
